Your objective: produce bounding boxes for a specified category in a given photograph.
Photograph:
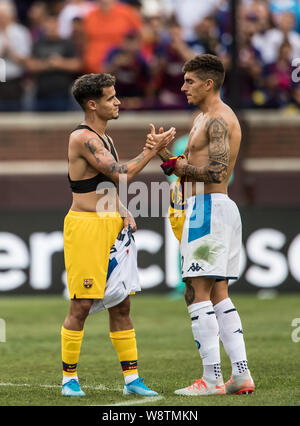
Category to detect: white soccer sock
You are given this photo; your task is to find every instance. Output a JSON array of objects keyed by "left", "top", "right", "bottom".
[
  {"left": 203, "top": 363, "right": 222, "bottom": 382},
  {"left": 214, "top": 298, "right": 248, "bottom": 375},
  {"left": 232, "top": 360, "right": 249, "bottom": 376},
  {"left": 188, "top": 301, "right": 221, "bottom": 381},
  {"left": 124, "top": 373, "right": 139, "bottom": 385},
  {"left": 62, "top": 374, "right": 78, "bottom": 385}
]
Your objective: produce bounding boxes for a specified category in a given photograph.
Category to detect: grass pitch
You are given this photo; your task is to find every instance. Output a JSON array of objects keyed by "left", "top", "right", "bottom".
[{"left": 0, "top": 293, "right": 299, "bottom": 407}]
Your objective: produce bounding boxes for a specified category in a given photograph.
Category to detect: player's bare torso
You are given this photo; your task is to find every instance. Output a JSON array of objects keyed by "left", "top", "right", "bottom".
[
  {"left": 185, "top": 102, "right": 241, "bottom": 195},
  {"left": 68, "top": 128, "right": 120, "bottom": 213}
]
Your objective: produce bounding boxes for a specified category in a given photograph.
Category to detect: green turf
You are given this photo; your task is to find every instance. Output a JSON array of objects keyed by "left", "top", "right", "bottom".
[{"left": 0, "top": 293, "right": 299, "bottom": 406}]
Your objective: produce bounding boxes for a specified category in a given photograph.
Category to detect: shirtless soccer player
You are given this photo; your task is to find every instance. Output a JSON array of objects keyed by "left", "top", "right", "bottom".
[
  {"left": 147, "top": 54, "right": 255, "bottom": 396},
  {"left": 61, "top": 73, "right": 175, "bottom": 397}
]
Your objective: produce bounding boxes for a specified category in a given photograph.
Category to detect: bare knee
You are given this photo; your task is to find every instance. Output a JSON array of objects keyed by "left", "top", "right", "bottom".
[
  {"left": 108, "top": 297, "right": 133, "bottom": 332},
  {"left": 109, "top": 297, "right": 131, "bottom": 319},
  {"left": 184, "top": 277, "right": 215, "bottom": 306},
  {"left": 64, "top": 299, "right": 93, "bottom": 330},
  {"left": 211, "top": 280, "right": 229, "bottom": 306}
]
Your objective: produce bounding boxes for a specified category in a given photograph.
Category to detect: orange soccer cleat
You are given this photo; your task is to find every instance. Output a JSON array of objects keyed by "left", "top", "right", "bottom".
[
  {"left": 225, "top": 370, "right": 255, "bottom": 395},
  {"left": 174, "top": 377, "right": 226, "bottom": 396}
]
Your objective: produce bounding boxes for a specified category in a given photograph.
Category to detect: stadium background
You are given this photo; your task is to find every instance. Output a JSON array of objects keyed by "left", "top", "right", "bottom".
[{"left": 0, "top": 0, "right": 300, "bottom": 297}]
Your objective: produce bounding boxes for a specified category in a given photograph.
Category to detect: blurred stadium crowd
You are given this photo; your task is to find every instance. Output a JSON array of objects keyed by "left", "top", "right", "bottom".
[{"left": 1, "top": 0, "right": 300, "bottom": 112}]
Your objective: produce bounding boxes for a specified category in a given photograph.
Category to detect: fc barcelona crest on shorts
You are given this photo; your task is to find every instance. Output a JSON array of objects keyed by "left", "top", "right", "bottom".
[{"left": 83, "top": 278, "right": 94, "bottom": 289}]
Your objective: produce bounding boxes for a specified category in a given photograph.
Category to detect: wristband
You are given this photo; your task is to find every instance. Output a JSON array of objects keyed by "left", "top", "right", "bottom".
[{"left": 160, "top": 155, "right": 186, "bottom": 176}]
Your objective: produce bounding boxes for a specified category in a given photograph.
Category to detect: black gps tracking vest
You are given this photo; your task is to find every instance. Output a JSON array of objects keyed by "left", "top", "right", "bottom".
[{"left": 68, "top": 125, "right": 118, "bottom": 193}]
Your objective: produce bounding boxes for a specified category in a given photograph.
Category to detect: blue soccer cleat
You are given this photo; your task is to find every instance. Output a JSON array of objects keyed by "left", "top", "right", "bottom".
[
  {"left": 123, "top": 377, "right": 158, "bottom": 397},
  {"left": 62, "top": 378, "right": 86, "bottom": 397}
]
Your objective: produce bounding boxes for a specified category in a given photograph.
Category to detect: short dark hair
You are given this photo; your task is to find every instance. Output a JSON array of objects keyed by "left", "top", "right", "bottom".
[
  {"left": 182, "top": 54, "right": 225, "bottom": 91},
  {"left": 72, "top": 73, "right": 116, "bottom": 110}
]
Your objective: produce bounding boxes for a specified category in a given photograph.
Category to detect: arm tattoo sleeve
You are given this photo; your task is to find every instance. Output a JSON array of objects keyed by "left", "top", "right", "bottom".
[
  {"left": 84, "top": 137, "right": 128, "bottom": 174},
  {"left": 127, "top": 152, "right": 146, "bottom": 165},
  {"left": 85, "top": 139, "right": 101, "bottom": 163},
  {"left": 84, "top": 138, "right": 111, "bottom": 162},
  {"left": 84, "top": 138, "right": 152, "bottom": 177},
  {"left": 182, "top": 116, "right": 230, "bottom": 183}
]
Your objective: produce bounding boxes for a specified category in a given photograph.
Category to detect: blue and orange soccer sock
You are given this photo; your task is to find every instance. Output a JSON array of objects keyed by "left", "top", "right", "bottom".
[
  {"left": 61, "top": 326, "right": 84, "bottom": 383},
  {"left": 110, "top": 328, "right": 138, "bottom": 384}
]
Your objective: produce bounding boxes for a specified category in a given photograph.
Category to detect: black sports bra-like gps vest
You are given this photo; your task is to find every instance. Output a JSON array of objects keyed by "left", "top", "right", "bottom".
[{"left": 68, "top": 125, "right": 118, "bottom": 193}]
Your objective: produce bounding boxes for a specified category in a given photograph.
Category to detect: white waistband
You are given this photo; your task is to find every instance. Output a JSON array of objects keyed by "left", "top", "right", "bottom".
[
  {"left": 187, "top": 193, "right": 230, "bottom": 201},
  {"left": 208, "top": 193, "right": 230, "bottom": 200},
  {"left": 185, "top": 193, "right": 231, "bottom": 209}
]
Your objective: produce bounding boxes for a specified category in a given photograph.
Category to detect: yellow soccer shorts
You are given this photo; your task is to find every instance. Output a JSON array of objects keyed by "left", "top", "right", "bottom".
[{"left": 63, "top": 210, "right": 123, "bottom": 299}]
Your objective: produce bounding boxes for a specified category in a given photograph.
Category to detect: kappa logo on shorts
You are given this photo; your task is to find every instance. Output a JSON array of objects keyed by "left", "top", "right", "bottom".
[
  {"left": 83, "top": 279, "right": 94, "bottom": 289},
  {"left": 187, "top": 262, "right": 204, "bottom": 272}
]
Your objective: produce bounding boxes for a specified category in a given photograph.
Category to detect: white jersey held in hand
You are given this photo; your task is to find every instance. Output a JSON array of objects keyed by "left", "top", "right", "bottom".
[{"left": 89, "top": 226, "right": 141, "bottom": 314}]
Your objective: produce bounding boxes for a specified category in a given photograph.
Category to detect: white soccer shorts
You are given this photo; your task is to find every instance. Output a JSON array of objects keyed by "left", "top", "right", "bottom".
[{"left": 180, "top": 193, "right": 242, "bottom": 282}]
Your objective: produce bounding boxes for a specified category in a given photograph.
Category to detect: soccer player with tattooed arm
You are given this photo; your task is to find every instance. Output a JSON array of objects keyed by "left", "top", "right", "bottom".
[
  {"left": 61, "top": 73, "right": 175, "bottom": 397},
  {"left": 146, "top": 54, "right": 255, "bottom": 396}
]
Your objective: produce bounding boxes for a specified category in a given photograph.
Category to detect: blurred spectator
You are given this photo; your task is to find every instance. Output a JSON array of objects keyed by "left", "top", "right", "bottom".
[
  {"left": 245, "top": 0, "right": 273, "bottom": 33},
  {"left": 262, "top": 39, "right": 294, "bottom": 107},
  {"left": 104, "top": 30, "right": 150, "bottom": 109},
  {"left": 166, "top": 0, "right": 220, "bottom": 43},
  {"left": 83, "top": 0, "right": 143, "bottom": 73},
  {"left": 26, "top": 13, "right": 82, "bottom": 111},
  {"left": 223, "top": 14, "right": 264, "bottom": 108},
  {"left": 58, "top": 0, "right": 96, "bottom": 39},
  {"left": 70, "top": 16, "right": 85, "bottom": 57},
  {"left": 252, "top": 11, "right": 300, "bottom": 63},
  {"left": 13, "top": 0, "right": 36, "bottom": 25},
  {"left": 215, "top": 0, "right": 231, "bottom": 37},
  {"left": 191, "top": 15, "right": 221, "bottom": 55},
  {"left": 27, "top": 1, "right": 48, "bottom": 42},
  {"left": 140, "top": 10, "right": 166, "bottom": 65},
  {"left": 0, "top": 0, "right": 32, "bottom": 111},
  {"left": 269, "top": 0, "right": 300, "bottom": 30},
  {"left": 149, "top": 19, "right": 195, "bottom": 109},
  {"left": 0, "top": 0, "right": 298, "bottom": 112}
]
